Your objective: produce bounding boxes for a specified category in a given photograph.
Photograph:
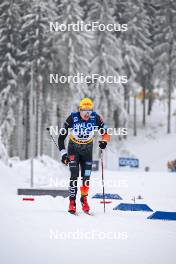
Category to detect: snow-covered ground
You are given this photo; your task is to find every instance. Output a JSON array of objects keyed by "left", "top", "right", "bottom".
[
  {"left": 1, "top": 151, "right": 176, "bottom": 264},
  {"left": 107, "top": 98, "right": 176, "bottom": 170},
  {"left": 1, "top": 99, "right": 176, "bottom": 264}
]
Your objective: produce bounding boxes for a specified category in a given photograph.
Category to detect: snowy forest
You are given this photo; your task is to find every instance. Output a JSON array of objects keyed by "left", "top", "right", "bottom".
[{"left": 0, "top": 0, "right": 176, "bottom": 162}]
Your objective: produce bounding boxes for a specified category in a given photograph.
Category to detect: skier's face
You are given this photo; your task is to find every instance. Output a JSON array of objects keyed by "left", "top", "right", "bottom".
[{"left": 80, "top": 110, "right": 92, "bottom": 121}]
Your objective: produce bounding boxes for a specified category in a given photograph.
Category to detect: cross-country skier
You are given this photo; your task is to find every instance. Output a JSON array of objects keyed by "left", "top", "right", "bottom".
[{"left": 58, "top": 98, "right": 110, "bottom": 214}]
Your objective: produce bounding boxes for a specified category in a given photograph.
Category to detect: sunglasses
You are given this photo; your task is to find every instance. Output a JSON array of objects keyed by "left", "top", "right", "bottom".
[{"left": 80, "top": 110, "right": 93, "bottom": 115}]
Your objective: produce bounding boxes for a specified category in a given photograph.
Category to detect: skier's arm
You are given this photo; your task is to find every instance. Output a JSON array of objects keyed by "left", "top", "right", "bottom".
[
  {"left": 58, "top": 115, "right": 72, "bottom": 156},
  {"left": 96, "top": 114, "right": 110, "bottom": 143}
]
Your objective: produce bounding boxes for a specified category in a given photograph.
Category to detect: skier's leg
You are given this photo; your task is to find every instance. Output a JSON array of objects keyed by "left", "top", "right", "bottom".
[
  {"left": 81, "top": 160, "right": 92, "bottom": 187},
  {"left": 68, "top": 142, "right": 80, "bottom": 201},
  {"left": 80, "top": 143, "right": 93, "bottom": 212},
  {"left": 80, "top": 143, "right": 93, "bottom": 186}
]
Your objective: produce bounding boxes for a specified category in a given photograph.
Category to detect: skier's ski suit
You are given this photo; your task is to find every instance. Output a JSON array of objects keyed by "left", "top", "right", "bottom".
[{"left": 58, "top": 111, "right": 109, "bottom": 200}]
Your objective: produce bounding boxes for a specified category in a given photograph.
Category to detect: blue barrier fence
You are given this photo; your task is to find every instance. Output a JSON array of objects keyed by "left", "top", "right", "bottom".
[{"left": 119, "top": 157, "right": 139, "bottom": 168}]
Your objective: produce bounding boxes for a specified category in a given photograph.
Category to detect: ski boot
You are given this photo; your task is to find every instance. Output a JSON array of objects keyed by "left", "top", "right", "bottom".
[
  {"left": 68, "top": 199, "right": 76, "bottom": 214},
  {"left": 80, "top": 186, "right": 90, "bottom": 213}
]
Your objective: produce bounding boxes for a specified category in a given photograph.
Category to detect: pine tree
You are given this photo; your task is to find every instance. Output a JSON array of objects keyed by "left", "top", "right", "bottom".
[
  {"left": 20, "top": 0, "right": 55, "bottom": 156},
  {"left": 87, "top": 0, "right": 124, "bottom": 126},
  {"left": 144, "top": 0, "right": 156, "bottom": 115},
  {"left": 54, "top": 0, "right": 92, "bottom": 106},
  {"left": 0, "top": 1, "right": 21, "bottom": 150},
  {"left": 119, "top": 0, "right": 152, "bottom": 131},
  {"left": 0, "top": 128, "right": 9, "bottom": 164},
  {"left": 154, "top": 0, "right": 176, "bottom": 133}
]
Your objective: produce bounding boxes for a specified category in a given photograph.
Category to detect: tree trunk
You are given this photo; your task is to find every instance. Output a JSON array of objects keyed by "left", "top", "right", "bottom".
[
  {"left": 167, "top": 4, "right": 173, "bottom": 134},
  {"left": 167, "top": 60, "right": 172, "bottom": 134},
  {"left": 134, "top": 95, "right": 137, "bottom": 136},
  {"left": 36, "top": 75, "right": 43, "bottom": 156},
  {"left": 148, "top": 92, "right": 153, "bottom": 116},
  {"left": 113, "top": 108, "right": 119, "bottom": 128},
  {"left": 127, "top": 95, "right": 130, "bottom": 114},
  {"left": 30, "top": 62, "right": 36, "bottom": 159},
  {"left": 25, "top": 92, "right": 30, "bottom": 159},
  {"left": 147, "top": 67, "right": 153, "bottom": 116},
  {"left": 17, "top": 86, "right": 24, "bottom": 159},
  {"left": 142, "top": 86, "right": 146, "bottom": 126},
  {"left": 124, "top": 84, "right": 128, "bottom": 111}
]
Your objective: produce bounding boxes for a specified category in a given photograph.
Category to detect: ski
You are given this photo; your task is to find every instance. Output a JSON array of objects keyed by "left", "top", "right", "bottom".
[
  {"left": 68, "top": 211, "right": 94, "bottom": 216},
  {"left": 83, "top": 211, "right": 94, "bottom": 216},
  {"left": 68, "top": 211, "right": 79, "bottom": 216},
  {"left": 69, "top": 211, "right": 95, "bottom": 216}
]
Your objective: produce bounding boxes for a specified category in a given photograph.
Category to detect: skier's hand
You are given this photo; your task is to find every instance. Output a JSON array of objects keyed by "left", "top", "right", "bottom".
[
  {"left": 99, "top": 141, "right": 107, "bottom": 149},
  {"left": 61, "top": 153, "right": 70, "bottom": 165}
]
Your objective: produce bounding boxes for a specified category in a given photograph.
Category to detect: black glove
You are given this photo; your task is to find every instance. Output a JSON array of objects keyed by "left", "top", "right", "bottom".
[
  {"left": 61, "top": 153, "right": 70, "bottom": 165},
  {"left": 99, "top": 141, "right": 107, "bottom": 149}
]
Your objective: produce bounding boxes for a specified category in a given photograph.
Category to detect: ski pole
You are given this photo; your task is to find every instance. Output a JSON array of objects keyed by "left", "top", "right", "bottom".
[
  {"left": 100, "top": 148, "right": 106, "bottom": 213},
  {"left": 47, "top": 127, "right": 70, "bottom": 166},
  {"left": 46, "top": 127, "right": 60, "bottom": 150}
]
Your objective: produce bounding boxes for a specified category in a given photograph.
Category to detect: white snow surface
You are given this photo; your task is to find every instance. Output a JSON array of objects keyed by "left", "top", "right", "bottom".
[
  {"left": 1, "top": 99, "right": 176, "bottom": 264},
  {"left": 1, "top": 146, "right": 176, "bottom": 264}
]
